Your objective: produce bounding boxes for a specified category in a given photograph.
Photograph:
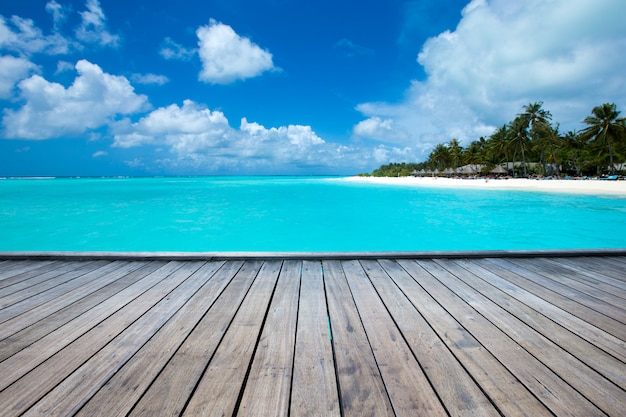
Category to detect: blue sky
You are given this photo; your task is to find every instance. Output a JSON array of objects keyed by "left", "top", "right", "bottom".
[{"left": 1, "top": 0, "right": 625, "bottom": 176}]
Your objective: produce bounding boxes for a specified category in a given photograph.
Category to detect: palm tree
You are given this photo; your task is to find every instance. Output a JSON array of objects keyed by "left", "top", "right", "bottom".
[
  {"left": 488, "top": 124, "right": 511, "bottom": 170},
  {"left": 562, "top": 130, "right": 586, "bottom": 175},
  {"left": 508, "top": 117, "right": 529, "bottom": 177},
  {"left": 542, "top": 123, "right": 562, "bottom": 176},
  {"left": 463, "top": 140, "right": 485, "bottom": 165},
  {"left": 520, "top": 102, "right": 553, "bottom": 175},
  {"left": 448, "top": 138, "right": 463, "bottom": 172},
  {"left": 520, "top": 101, "right": 552, "bottom": 134},
  {"left": 428, "top": 143, "right": 451, "bottom": 172},
  {"left": 581, "top": 103, "right": 626, "bottom": 174}
]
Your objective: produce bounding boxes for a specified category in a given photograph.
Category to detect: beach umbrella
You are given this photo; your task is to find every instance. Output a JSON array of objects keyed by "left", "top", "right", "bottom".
[
  {"left": 458, "top": 164, "right": 478, "bottom": 174},
  {"left": 490, "top": 165, "right": 507, "bottom": 174}
]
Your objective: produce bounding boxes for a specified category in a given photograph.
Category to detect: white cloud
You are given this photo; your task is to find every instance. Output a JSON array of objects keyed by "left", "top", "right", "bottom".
[
  {"left": 354, "top": 0, "right": 626, "bottom": 156},
  {"left": 196, "top": 19, "right": 275, "bottom": 84},
  {"left": 45, "top": 0, "right": 67, "bottom": 31},
  {"left": 0, "top": 55, "right": 37, "bottom": 98},
  {"left": 124, "top": 158, "right": 144, "bottom": 168},
  {"left": 75, "top": 0, "right": 119, "bottom": 47},
  {"left": 159, "top": 37, "right": 196, "bottom": 61},
  {"left": 238, "top": 118, "right": 326, "bottom": 163},
  {"left": 113, "top": 100, "right": 230, "bottom": 150},
  {"left": 131, "top": 73, "right": 169, "bottom": 85},
  {"left": 3, "top": 59, "right": 148, "bottom": 139},
  {"left": 92, "top": 150, "right": 107, "bottom": 157},
  {"left": 55, "top": 60, "right": 74, "bottom": 73},
  {"left": 111, "top": 99, "right": 386, "bottom": 173},
  {"left": 0, "top": 15, "right": 70, "bottom": 55},
  {"left": 334, "top": 38, "right": 374, "bottom": 57},
  {"left": 1, "top": 0, "right": 118, "bottom": 56},
  {"left": 353, "top": 117, "right": 408, "bottom": 143}
]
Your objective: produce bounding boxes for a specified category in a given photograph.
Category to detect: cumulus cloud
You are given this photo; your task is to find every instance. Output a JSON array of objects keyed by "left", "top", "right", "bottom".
[
  {"left": 111, "top": 99, "right": 383, "bottom": 173},
  {"left": 131, "top": 73, "right": 169, "bottom": 85},
  {"left": 45, "top": 0, "right": 67, "bottom": 31},
  {"left": 353, "top": 0, "right": 626, "bottom": 155},
  {"left": 3, "top": 59, "right": 148, "bottom": 139},
  {"left": 197, "top": 19, "right": 275, "bottom": 84},
  {"left": 92, "top": 150, "right": 108, "bottom": 157},
  {"left": 353, "top": 117, "right": 408, "bottom": 143},
  {"left": 0, "top": 15, "right": 70, "bottom": 55},
  {"left": 55, "top": 60, "right": 74, "bottom": 73},
  {"left": 159, "top": 37, "right": 196, "bottom": 61},
  {"left": 113, "top": 100, "right": 230, "bottom": 150},
  {"left": 75, "top": 0, "right": 119, "bottom": 47},
  {"left": 1, "top": 0, "right": 118, "bottom": 56},
  {"left": 0, "top": 55, "right": 37, "bottom": 98}
]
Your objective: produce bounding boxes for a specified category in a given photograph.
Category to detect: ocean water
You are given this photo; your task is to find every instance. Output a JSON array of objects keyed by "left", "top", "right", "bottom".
[{"left": 1, "top": 176, "right": 625, "bottom": 252}]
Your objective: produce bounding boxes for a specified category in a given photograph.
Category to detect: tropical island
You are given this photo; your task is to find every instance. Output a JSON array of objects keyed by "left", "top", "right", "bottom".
[{"left": 361, "top": 102, "right": 625, "bottom": 179}]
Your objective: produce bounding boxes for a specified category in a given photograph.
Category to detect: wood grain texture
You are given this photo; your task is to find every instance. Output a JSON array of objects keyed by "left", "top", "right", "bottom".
[
  {"left": 236, "top": 260, "right": 301, "bottom": 417},
  {"left": 0, "top": 256, "right": 624, "bottom": 417},
  {"left": 342, "top": 260, "right": 447, "bottom": 416},
  {"left": 414, "top": 259, "right": 606, "bottom": 417},
  {"left": 128, "top": 260, "right": 256, "bottom": 417},
  {"left": 384, "top": 259, "right": 550, "bottom": 417},
  {"left": 323, "top": 260, "right": 395, "bottom": 417},
  {"left": 363, "top": 259, "right": 500, "bottom": 417},
  {"left": 290, "top": 260, "right": 340, "bottom": 417},
  {"left": 182, "top": 260, "right": 281, "bottom": 417}
]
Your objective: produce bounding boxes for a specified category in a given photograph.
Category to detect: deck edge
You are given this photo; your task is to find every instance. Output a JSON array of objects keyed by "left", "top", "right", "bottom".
[{"left": 0, "top": 249, "right": 625, "bottom": 261}]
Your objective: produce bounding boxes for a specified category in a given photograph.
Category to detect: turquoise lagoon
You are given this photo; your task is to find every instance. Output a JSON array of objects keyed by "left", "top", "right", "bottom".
[{"left": 1, "top": 176, "right": 625, "bottom": 252}]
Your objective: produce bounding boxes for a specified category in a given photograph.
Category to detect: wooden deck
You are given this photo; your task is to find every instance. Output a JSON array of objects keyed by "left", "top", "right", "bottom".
[{"left": 0, "top": 255, "right": 624, "bottom": 416}]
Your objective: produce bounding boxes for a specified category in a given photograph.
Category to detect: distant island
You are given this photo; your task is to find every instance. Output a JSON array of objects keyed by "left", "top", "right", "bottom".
[{"left": 362, "top": 102, "right": 625, "bottom": 178}]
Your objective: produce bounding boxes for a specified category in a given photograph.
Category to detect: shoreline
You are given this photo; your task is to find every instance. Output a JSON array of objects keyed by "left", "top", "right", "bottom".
[{"left": 341, "top": 176, "right": 626, "bottom": 196}]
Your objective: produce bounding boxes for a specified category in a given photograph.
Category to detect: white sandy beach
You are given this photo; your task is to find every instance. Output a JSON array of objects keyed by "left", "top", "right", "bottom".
[{"left": 343, "top": 176, "right": 626, "bottom": 196}]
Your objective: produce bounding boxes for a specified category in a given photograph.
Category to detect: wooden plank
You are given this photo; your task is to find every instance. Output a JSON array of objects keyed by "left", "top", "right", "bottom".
[
  {"left": 602, "top": 256, "right": 626, "bottom": 270},
  {"left": 412, "top": 259, "right": 607, "bottom": 417},
  {"left": 0, "top": 261, "right": 165, "bottom": 362},
  {"left": 383, "top": 259, "right": 550, "bottom": 417},
  {"left": 475, "top": 258, "right": 626, "bottom": 342},
  {"left": 0, "top": 261, "right": 79, "bottom": 296},
  {"left": 289, "top": 260, "right": 341, "bottom": 417},
  {"left": 0, "top": 261, "right": 129, "bottom": 322},
  {"left": 128, "top": 260, "right": 260, "bottom": 417},
  {"left": 323, "top": 260, "right": 394, "bottom": 417},
  {"left": 457, "top": 258, "right": 626, "bottom": 364},
  {"left": 0, "top": 261, "right": 203, "bottom": 417},
  {"left": 0, "top": 256, "right": 622, "bottom": 417},
  {"left": 444, "top": 261, "right": 626, "bottom": 398},
  {"left": 236, "top": 260, "right": 302, "bottom": 417},
  {"left": 23, "top": 261, "right": 226, "bottom": 417},
  {"left": 0, "top": 261, "right": 111, "bottom": 308},
  {"left": 539, "top": 258, "right": 626, "bottom": 292},
  {"left": 0, "top": 261, "right": 188, "bottom": 393},
  {"left": 182, "top": 261, "right": 282, "bottom": 417},
  {"left": 342, "top": 260, "right": 447, "bottom": 416},
  {"left": 73, "top": 261, "right": 240, "bottom": 417},
  {"left": 0, "top": 261, "right": 147, "bottom": 341},
  {"left": 508, "top": 258, "right": 626, "bottom": 310},
  {"left": 363, "top": 260, "right": 500, "bottom": 417},
  {"left": 489, "top": 258, "right": 626, "bottom": 324},
  {"left": 558, "top": 256, "right": 626, "bottom": 280},
  {"left": 0, "top": 261, "right": 60, "bottom": 285}
]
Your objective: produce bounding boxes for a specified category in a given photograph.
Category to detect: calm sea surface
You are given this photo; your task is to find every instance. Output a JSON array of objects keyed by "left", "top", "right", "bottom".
[{"left": 1, "top": 176, "right": 625, "bottom": 252}]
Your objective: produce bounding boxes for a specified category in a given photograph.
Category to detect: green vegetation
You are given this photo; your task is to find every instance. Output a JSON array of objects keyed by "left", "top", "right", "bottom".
[{"left": 363, "top": 102, "right": 626, "bottom": 177}]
